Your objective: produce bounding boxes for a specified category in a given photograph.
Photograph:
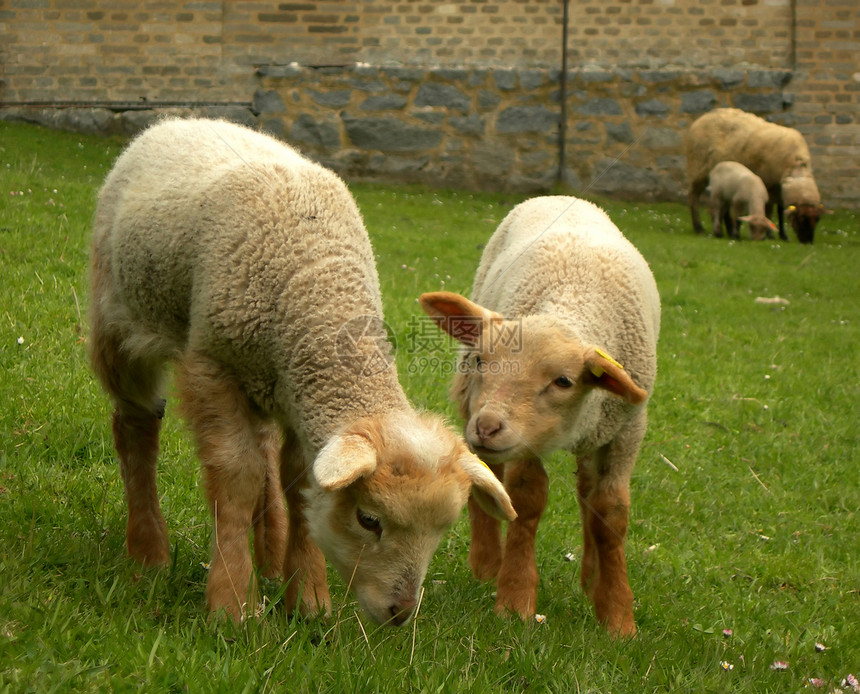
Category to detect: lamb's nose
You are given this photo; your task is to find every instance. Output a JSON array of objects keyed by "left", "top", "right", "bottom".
[
  {"left": 476, "top": 413, "right": 503, "bottom": 441},
  {"left": 388, "top": 597, "right": 417, "bottom": 626}
]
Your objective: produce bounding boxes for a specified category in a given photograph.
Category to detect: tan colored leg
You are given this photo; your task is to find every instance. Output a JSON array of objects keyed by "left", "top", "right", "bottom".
[
  {"left": 581, "top": 482, "right": 635, "bottom": 637},
  {"left": 495, "top": 458, "right": 548, "bottom": 619},
  {"left": 468, "top": 461, "right": 505, "bottom": 581},
  {"left": 576, "top": 461, "right": 597, "bottom": 594},
  {"left": 88, "top": 288, "right": 170, "bottom": 568},
  {"left": 576, "top": 416, "right": 645, "bottom": 638},
  {"left": 280, "top": 429, "right": 331, "bottom": 619},
  {"left": 177, "top": 353, "right": 267, "bottom": 621},
  {"left": 113, "top": 406, "right": 169, "bottom": 566}
]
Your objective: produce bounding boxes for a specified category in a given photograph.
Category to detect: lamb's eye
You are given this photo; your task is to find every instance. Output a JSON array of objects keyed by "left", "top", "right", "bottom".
[
  {"left": 554, "top": 375, "right": 574, "bottom": 389},
  {"left": 356, "top": 509, "right": 382, "bottom": 536}
]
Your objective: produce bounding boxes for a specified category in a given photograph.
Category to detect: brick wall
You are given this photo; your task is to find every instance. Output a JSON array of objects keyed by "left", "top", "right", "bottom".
[
  {"left": 1, "top": 0, "right": 858, "bottom": 208},
  {"left": 789, "top": 0, "right": 860, "bottom": 209}
]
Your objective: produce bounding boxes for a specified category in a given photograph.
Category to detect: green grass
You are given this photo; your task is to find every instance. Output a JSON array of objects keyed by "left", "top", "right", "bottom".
[{"left": 1, "top": 120, "right": 858, "bottom": 692}]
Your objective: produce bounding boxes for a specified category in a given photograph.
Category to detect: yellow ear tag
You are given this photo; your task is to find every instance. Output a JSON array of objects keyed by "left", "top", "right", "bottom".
[
  {"left": 591, "top": 348, "right": 624, "bottom": 378},
  {"left": 471, "top": 454, "right": 493, "bottom": 473}
]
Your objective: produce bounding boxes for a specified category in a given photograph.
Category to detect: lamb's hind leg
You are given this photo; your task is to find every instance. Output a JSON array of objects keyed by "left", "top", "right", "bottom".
[
  {"left": 113, "top": 401, "right": 169, "bottom": 566},
  {"left": 576, "top": 418, "right": 645, "bottom": 638},
  {"left": 177, "top": 352, "right": 267, "bottom": 621},
  {"left": 495, "top": 457, "right": 548, "bottom": 619},
  {"left": 90, "top": 316, "right": 169, "bottom": 566}
]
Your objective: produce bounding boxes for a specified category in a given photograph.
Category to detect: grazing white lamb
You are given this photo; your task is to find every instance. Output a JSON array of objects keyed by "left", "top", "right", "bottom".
[
  {"left": 707, "top": 161, "right": 778, "bottom": 240},
  {"left": 420, "top": 196, "right": 660, "bottom": 637},
  {"left": 685, "top": 108, "right": 825, "bottom": 244},
  {"left": 89, "top": 117, "right": 514, "bottom": 626}
]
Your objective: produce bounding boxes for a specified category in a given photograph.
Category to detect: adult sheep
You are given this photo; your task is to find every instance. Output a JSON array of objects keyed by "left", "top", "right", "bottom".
[
  {"left": 89, "top": 118, "right": 514, "bottom": 626},
  {"left": 420, "top": 196, "right": 660, "bottom": 637},
  {"left": 684, "top": 107, "right": 824, "bottom": 244}
]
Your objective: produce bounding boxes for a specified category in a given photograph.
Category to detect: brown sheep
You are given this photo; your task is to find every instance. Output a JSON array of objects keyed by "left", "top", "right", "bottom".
[{"left": 685, "top": 108, "right": 824, "bottom": 243}]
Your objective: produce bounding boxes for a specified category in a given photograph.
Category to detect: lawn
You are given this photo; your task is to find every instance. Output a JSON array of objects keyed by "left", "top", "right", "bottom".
[{"left": 0, "top": 120, "right": 858, "bottom": 692}]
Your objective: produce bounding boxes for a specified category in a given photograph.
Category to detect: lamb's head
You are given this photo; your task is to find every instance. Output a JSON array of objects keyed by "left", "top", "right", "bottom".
[
  {"left": 419, "top": 291, "right": 648, "bottom": 462},
  {"left": 738, "top": 214, "right": 778, "bottom": 241},
  {"left": 304, "top": 410, "right": 515, "bottom": 626}
]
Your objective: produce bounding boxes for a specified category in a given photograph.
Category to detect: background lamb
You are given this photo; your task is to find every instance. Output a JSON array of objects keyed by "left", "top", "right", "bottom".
[
  {"left": 708, "top": 161, "right": 778, "bottom": 240},
  {"left": 420, "top": 196, "right": 660, "bottom": 637},
  {"left": 684, "top": 107, "right": 825, "bottom": 244},
  {"left": 89, "top": 118, "right": 514, "bottom": 626}
]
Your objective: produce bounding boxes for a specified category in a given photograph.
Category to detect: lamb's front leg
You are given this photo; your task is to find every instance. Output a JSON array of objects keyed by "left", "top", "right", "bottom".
[
  {"left": 178, "top": 354, "right": 265, "bottom": 621},
  {"left": 468, "top": 461, "right": 506, "bottom": 581},
  {"left": 710, "top": 200, "right": 724, "bottom": 238},
  {"left": 280, "top": 430, "right": 331, "bottom": 619},
  {"left": 252, "top": 423, "right": 287, "bottom": 580},
  {"left": 495, "top": 458, "right": 548, "bottom": 619}
]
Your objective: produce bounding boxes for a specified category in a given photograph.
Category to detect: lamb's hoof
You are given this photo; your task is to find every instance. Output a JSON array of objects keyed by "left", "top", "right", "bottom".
[
  {"left": 606, "top": 618, "right": 637, "bottom": 639},
  {"left": 126, "top": 521, "right": 169, "bottom": 567},
  {"left": 494, "top": 593, "right": 536, "bottom": 621}
]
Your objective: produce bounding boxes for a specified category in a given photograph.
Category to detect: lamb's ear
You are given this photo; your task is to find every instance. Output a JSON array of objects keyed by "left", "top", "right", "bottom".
[
  {"left": 582, "top": 347, "right": 649, "bottom": 405},
  {"left": 458, "top": 450, "right": 517, "bottom": 522},
  {"left": 419, "top": 291, "right": 502, "bottom": 346},
  {"left": 313, "top": 434, "right": 378, "bottom": 491}
]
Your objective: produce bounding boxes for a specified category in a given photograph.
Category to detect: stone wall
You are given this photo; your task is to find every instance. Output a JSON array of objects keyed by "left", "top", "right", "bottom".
[
  {"left": 1, "top": 0, "right": 858, "bottom": 207},
  {"left": 252, "top": 64, "right": 796, "bottom": 201}
]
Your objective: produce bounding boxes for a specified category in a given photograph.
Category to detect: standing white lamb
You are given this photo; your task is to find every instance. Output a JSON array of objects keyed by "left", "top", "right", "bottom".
[
  {"left": 685, "top": 107, "right": 825, "bottom": 244},
  {"left": 89, "top": 117, "right": 514, "bottom": 626},
  {"left": 708, "top": 161, "right": 778, "bottom": 240},
  {"left": 420, "top": 196, "right": 660, "bottom": 637}
]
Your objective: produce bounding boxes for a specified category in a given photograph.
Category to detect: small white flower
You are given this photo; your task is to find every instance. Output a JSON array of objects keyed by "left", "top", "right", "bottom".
[
  {"left": 16, "top": 336, "right": 24, "bottom": 345},
  {"left": 720, "top": 661, "right": 734, "bottom": 671},
  {"left": 534, "top": 614, "right": 547, "bottom": 624},
  {"left": 254, "top": 596, "right": 269, "bottom": 618}
]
